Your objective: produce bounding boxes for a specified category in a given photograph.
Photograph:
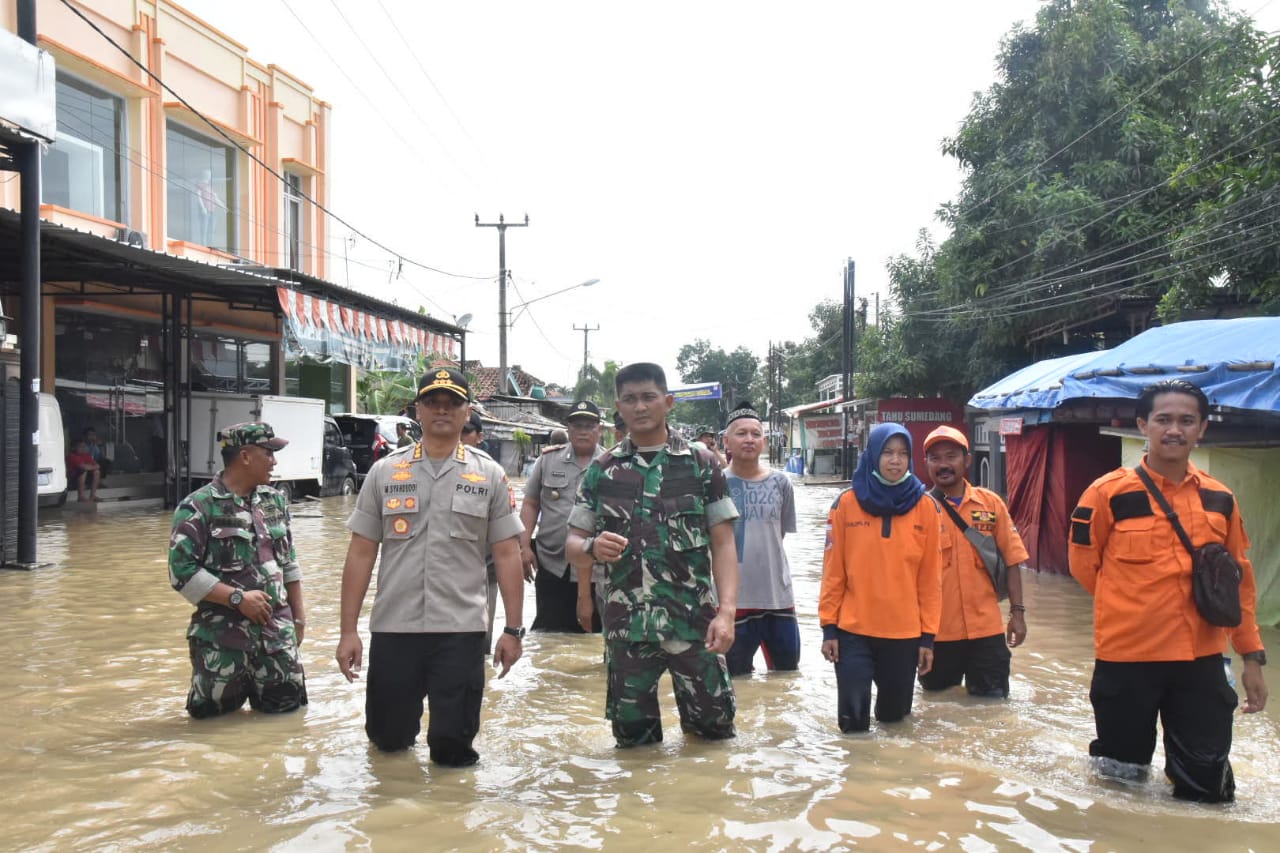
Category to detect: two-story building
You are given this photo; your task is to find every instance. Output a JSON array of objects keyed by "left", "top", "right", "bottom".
[{"left": 0, "top": 0, "right": 462, "bottom": 506}]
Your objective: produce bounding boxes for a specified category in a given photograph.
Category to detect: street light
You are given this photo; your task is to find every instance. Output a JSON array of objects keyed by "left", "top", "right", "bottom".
[
  {"left": 508, "top": 278, "right": 599, "bottom": 326},
  {"left": 498, "top": 278, "right": 599, "bottom": 395}
]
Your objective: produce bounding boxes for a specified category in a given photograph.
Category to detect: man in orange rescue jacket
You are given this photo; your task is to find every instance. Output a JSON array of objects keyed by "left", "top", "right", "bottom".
[
  {"left": 1069, "top": 379, "right": 1267, "bottom": 803},
  {"left": 920, "top": 425, "right": 1028, "bottom": 699}
]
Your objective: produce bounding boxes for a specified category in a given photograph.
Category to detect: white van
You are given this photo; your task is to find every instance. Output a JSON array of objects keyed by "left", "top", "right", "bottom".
[{"left": 37, "top": 392, "right": 67, "bottom": 507}]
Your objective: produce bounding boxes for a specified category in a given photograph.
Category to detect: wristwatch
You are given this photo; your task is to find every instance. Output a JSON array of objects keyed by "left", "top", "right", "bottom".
[
  {"left": 583, "top": 536, "right": 597, "bottom": 559},
  {"left": 1243, "top": 650, "right": 1267, "bottom": 666},
  {"left": 228, "top": 589, "right": 245, "bottom": 609},
  {"left": 503, "top": 626, "right": 526, "bottom": 640}
]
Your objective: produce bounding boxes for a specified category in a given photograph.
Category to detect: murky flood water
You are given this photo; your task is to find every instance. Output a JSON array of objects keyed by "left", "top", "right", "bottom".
[{"left": 1, "top": 481, "right": 1277, "bottom": 851}]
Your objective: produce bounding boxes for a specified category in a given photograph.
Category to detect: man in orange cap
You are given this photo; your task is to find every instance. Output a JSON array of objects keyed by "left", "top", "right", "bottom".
[{"left": 920, "top": 424, "right": 1028, "bottom": 699}]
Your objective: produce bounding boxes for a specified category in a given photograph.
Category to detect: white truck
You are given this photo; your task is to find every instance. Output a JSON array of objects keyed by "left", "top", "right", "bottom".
[{"left": 186, "top": 393, "right": 325, "bottom": 502}]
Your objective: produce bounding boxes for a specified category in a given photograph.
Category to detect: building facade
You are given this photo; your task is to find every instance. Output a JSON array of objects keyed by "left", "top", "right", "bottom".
[{"left": 0, "top": 0, "right": 460, "bottom": 506}]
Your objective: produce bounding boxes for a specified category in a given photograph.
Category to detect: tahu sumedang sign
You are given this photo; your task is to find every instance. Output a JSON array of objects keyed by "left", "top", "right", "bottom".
[{"left": 670, "top": 383, "right": 722, "bottom": 401}]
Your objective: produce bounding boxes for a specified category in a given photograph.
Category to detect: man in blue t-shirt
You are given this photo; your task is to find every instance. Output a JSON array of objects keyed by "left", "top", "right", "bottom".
[{"left": 722, "top": 402, "right": 799, "bottom": 676}]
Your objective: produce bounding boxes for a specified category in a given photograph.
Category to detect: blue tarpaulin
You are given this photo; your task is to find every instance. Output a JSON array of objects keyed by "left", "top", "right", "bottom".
[
  {"left": 969, "top": 318, "right": 1280, "bottom": 414},
  {"left": 968, "top": 351, "right": 1101, "bottom": 411}
]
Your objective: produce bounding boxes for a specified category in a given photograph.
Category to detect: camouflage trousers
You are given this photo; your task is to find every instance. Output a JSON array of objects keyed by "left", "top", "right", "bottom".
[
  {"left": 186, "top": 637, "right": 307, "bottom": 719},
  {"left": 605, "top": 639, "right": 736, "bottom": 747}
]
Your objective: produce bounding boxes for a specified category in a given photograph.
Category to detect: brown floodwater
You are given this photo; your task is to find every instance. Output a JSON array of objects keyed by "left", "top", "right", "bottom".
[{"left": 1, "top": 482, "right": 1277, "bottom": 851}]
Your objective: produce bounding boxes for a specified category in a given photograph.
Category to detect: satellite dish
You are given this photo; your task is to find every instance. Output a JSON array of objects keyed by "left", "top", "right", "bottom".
[{"left": 455, "top": 313, "right": 473, "bottom": 329}]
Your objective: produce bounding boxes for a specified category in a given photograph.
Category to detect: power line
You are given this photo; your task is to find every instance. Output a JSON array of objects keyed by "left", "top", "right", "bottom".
[
  {"left": 59, "top": 0, "right": 491, "bottom": 282},
  {"left": 372, "top": 0, "right": 482, "bottom": 152},
  {"left": 323, "top": 0, "right": 479, "bottom": 189}
]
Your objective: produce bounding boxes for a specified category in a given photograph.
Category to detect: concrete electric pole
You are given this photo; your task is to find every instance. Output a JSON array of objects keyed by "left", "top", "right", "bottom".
[
  {"left": 573, "top": 322, "right": 599, "bottom": 380},
  {"left": 474, "top": 213, "right": 529, "bottom": 394}
]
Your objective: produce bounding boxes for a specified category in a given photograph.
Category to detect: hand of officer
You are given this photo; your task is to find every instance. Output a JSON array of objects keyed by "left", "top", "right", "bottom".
[
  {"left": 704, "top": 610, "right": 734, "bottom": 655},
  {"left": 335, "top": 631, "right": 363, "bottom": 682},
  {"left": 821, "top": 638, "right": 839, "bottom": 664},
  {"left": 592, "top": 532, "right": 629, "bottom": 563},
  {"left": 1006, "top": 611, "right": 1027, "bottom": 648},
  {"left": 917, "top": 647, "right": 934, "bottom": 676},
  {"left": 519, "top": 541, "right": 538, "bottom": 582},
  {"left": 1241, "top": 661, "right": 1268, "bottom": 713},
  {"left": 493, "top": 633, "right": 522, "bottom": 678},
  {"left": 239, "top": 590, "right": 273, "bottom": 625},
  {"left": 576, "top": 594, "right": 595, "bottom": 632}
]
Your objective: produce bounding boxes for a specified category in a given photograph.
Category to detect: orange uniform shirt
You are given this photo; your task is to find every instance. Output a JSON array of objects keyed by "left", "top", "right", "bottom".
[
  {"left": 1068, "top": 460, "right": 1263, "bottom": 663},
  {"left": 820, "top": 490, "right": 943, "bottom": 639},
  {"left": 935, "top": 483, "right": 1029, "bottom": 642}
]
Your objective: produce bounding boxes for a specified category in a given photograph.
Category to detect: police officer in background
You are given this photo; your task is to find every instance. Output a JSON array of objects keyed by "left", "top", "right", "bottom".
[
  {"left": 167, "top": 422, "right": 307, "bottom": 719},
  {"left": 1069, "top": 379, "right": 1267, "bottom": 802},
  {"left": 520, "top": 400, "right": 607, "bottom": 632},
  {"left": 335, "top": 368, "right": 526, "bottom": 766}
]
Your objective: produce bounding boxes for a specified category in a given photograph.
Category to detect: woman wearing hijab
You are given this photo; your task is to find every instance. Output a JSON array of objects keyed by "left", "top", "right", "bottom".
[{"left": 819, "top": 422, "right": 943, "bottom": 733}]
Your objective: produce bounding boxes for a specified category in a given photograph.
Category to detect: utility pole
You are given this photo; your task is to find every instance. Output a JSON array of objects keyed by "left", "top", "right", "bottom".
[
  {"left": 841, "top": 259, "right": 856, "bottom": 481},
  {"left": 474, "top": 213, "right": 529, "bottom": 394},
  {"left": 14, "top": 0, "right": 42, "bottom": 567},
  {"left": 573, "top": 323, "right": 599, "bottom": 380}
]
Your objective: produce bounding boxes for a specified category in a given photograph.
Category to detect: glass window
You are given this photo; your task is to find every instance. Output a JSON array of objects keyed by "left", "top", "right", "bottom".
[
  {"left": 243, "top": 342, "right": 273, "bottom": 393},
  {"left": 44, "top": 75, "right": 124, "bottom": 222},
  {"left": 284, "top": 173, "right": 302, "bottom": 271},
  {"left": 166, "top": 124, "right": 235, "bottom": 253}
]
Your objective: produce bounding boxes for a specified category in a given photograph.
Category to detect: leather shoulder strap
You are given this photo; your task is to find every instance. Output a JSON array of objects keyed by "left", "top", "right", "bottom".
[{"left": 1134, "top": 466, "right": 1195, "bottom": 556}]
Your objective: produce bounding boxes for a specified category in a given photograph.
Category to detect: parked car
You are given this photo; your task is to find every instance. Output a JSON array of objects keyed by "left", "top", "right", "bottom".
[
  {"left": 322, "top": 415, "right": 359, "bottom": 497},
  {"left": 37, "top": 392, "right": 68, "bottom": 507},
  {"left": 332, "top": 413, "right": 422, "bottom": 484}
]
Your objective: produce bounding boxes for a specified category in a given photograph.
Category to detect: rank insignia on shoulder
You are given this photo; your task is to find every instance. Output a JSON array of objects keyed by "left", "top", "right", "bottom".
[
  {"left": 461, "top": 472, "right": 486, "bottom": 483},
  {"left": 455, "top": 444, "right": 467, "bottom": 461}
]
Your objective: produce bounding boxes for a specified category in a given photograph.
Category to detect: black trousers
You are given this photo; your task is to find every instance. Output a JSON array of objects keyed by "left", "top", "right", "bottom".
[
  {"left": 1089, "top": 655, "right": 1237, "bottom": 802},
  {"left": 919, "top": 633, "right": 1011, "bottom": 697},
  {"left": 832, "top": 631, "right": 921, "bottom": 733},
  {"left": 531, "top": 564, "right": 601, "bottom": 633},
  {"left": 365, "top": 632, "right": 485, "bottom": 766}
]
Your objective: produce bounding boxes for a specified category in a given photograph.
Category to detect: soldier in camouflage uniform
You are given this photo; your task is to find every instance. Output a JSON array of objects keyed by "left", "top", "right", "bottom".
[
  {"left": 567, "top": 363, "right": 740, "bottom": 747},
  {"left": 168, "top": 422, "right": 307, "bottom": 719}
]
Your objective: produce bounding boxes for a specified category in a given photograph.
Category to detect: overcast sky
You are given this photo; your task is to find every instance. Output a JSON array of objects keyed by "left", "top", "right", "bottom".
[{"left": 178, "top": 0, "right": 1280, "bottom": 393}]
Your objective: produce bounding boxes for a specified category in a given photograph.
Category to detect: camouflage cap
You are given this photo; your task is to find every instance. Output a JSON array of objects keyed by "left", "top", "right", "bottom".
[
  {"left": 218, "top": 421, "right": 288, "bottom": 451},
  {"left": 566, "top": 400, "right": 603, "bottom": 422},
  {"left": 417, "top": 367, "right": 470, "bottom": 401},
  {"left": 696, "top": 425, "right": 715, "bottom": 438}
]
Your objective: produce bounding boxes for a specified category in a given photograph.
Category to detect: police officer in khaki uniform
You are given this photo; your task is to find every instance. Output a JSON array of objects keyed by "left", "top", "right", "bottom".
[
  {"left": 335, "top": 368, "right": 526, "bottom": 766},
  {"left": 520, "top": 400, "right": 606, "bottom": 632}
]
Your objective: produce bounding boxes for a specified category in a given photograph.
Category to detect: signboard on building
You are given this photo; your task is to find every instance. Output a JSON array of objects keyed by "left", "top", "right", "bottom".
[
  {"left": 670, "top": 382, "right": 722, "bottom": 401},
  {"left": 874, "top": 397, "right": 965, "bottom": 486},
  {"left": 0, "top": 30, "right": 56, "bottom": 144},
  {"left": 999, "top": 416, "right": 1024, "bottom": 436},
  {"left": 801, "top": 413, "right": 844, "bottom": 449}
]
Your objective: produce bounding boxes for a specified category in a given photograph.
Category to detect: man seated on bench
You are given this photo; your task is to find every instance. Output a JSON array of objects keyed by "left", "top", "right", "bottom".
[{"left": 66, "top": 439, "right": 102, "bottom": 502}]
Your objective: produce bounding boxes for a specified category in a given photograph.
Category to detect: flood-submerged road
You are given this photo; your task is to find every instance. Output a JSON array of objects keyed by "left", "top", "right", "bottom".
[{"left": 1, "top": 481, "right": 1277, "bottom": 851}]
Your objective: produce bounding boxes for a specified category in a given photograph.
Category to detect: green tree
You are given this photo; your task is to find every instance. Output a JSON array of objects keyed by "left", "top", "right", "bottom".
[
  {"left": 674, "top": 340, "right": 761, "bottom": 427},
  {"left": 914, "top": 0, "right": 1269, "bottom": 395},
  {"left": 573, "top": 360, "right": 619, "bottom": 409}
]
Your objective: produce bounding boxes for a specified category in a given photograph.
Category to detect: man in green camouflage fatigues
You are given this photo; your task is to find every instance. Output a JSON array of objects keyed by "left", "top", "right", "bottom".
[
  {"left": 168, "top": 422, "right": 308, "bottom": 718},
  {"left": 567, "top": 362, "right": 740, "bottom": 747}
]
